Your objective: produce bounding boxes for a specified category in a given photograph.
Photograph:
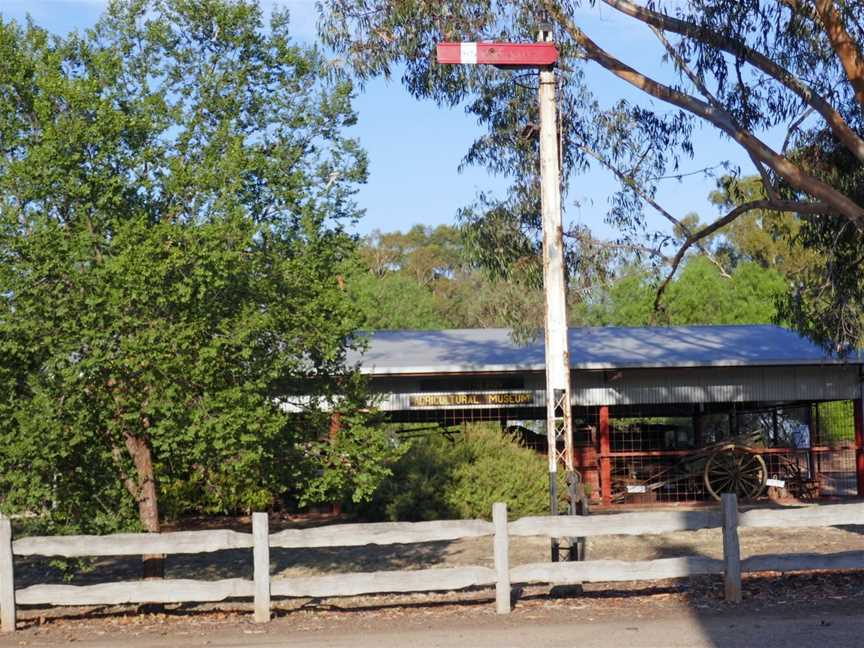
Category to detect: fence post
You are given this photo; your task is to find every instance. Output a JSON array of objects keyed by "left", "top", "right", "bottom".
[
  {"left": 252, "top": 512, "right": 271, "bottom": 623},
  {"left": 0, "top": 517, "right": 15, "bottom": 632},
  {"left": 721, "top": 493, "right": 742, "bottom": 603},
  {"left": 492, "top": 502, "right": 510, "bottom": 614}
]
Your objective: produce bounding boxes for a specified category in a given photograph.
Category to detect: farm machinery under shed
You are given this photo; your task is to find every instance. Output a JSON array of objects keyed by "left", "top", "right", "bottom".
[
  {"left": 575, "top": 402, "right": 857, "bottom": 506},
  {"left": 608, "top": 431, "right": 811, "bottom": 503}
]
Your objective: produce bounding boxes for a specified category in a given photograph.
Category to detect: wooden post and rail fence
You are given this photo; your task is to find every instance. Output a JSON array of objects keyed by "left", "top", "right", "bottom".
[{"left": 2, "top": 495, "right": 864, "bottom": 631}]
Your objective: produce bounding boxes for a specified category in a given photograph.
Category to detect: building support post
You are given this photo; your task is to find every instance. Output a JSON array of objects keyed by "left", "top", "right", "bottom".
[
  {"left": 599, "top": 406, "right": 612, "bottom": 506},
  {"left": 854, "top": 396, "right": 864, "bottom": 497},
  {"left": 693, "top": 410, "right": 704, "bottom": 448},
  {"left": 538, "top": 27, "right": 576, "bottom": 559},
  {"left": 807, "top": 405, "right": 818, "bottom": 482}
]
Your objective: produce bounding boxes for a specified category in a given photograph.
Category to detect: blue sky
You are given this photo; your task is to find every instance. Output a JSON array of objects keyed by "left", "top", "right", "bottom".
[{"left": 1, "top": 0, "right": 756, "bottom": 241}]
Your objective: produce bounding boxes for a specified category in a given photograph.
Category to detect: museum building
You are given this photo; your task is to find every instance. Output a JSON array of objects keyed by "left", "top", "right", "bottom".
[{"left": 347, "top": 325, "right": 864, "bottom": 506}]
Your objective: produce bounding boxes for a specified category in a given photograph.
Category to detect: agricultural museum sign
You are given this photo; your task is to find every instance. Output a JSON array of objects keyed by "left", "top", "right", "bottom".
[{"left": 409, "top": 392, "right": 535, "bottom": 408}]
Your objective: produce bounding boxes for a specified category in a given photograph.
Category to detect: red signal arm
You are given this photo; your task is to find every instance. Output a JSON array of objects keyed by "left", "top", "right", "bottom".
[{"left": 436, "top": 42, "right": 558, "bottom": 67}]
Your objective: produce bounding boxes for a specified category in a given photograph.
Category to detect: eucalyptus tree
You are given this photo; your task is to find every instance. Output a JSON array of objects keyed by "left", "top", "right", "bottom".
[
  {"left": 319, "top": 0, "right": 864, "bottom": 348},
  {"left": 576, "top": 257, "right": 787, "bottom": 327},
  {"left": 352, "top": 224, "right": 549, "bottom": 330},
  {"left": 0, "top": 0, "right": 398, "bottom": 543}
]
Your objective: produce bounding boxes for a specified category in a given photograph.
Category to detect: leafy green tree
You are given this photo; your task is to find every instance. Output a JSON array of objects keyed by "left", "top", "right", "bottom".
[
  {"left": 664, "top": 258, "right": 786, "bottom": 325},
  {"left": 575, "top": 268, "right": 656, "bottom": 326},
  {"left": 706, "top": 168, "right": 864, "bottom": 353},
  {"left": 707, "top": 176, "right": 821, "bottom": 279},
  {"left": 354, "top": 425, "right": 555, "bottom": 522},
  {"left": 0, "top": 0, "right": 398, "bottom": 541},
  {"left": 359, "top": 226, "right": 462, "bottom": 284},
  {"left": 778, "top": 141, "right": 864, "bottom": 352},
  {"left": 578, "top": 256, "right": 786, "bottom": 326},
  {"left": 444, "top": 427, "right": 556, "bottom": 519},
  {"left": 351, "top": 226, "right": 459, "bottom": 330},
  {"left": 351, "top": 224, "right": 548, "bottom": 332},
  {"left": 349, "top": 270, "right": 448, "bottom": 329}
]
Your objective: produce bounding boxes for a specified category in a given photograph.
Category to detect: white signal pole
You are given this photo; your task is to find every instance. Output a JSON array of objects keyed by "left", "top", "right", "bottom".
[
  {"left": 538, "top": 27, "right": 577, "bottom": 546},
  {"left": 435, "top": 33, "right": 581, "bottom": 560}
]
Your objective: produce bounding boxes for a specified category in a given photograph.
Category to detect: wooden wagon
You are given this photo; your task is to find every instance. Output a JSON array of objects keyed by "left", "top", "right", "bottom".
[{"left": 611, "top": 432, "right": 773, "bottom": 503}]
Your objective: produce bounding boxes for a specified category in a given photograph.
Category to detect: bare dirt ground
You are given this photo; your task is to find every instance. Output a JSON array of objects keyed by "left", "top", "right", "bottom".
[{"left": 5, "top": 507, "right": 864, "bottom": 644}]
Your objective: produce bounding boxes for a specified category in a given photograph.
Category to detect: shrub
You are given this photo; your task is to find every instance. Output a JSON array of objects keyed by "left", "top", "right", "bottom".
[
  {"left": 444, "top": 427, "right": 554, "bottom": 519},
  {"left": 352, "top": 424, "right": 560, "bottom": 521}
]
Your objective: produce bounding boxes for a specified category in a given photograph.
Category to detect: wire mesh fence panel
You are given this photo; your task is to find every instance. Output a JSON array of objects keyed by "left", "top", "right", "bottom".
[
  {"left": 602, "top": 401, "right": 860, "bottom": 505},
  {"left": 610, "top": 454, "right": 708, "bottom": 504},
  {"left": 812, "top": 401, "right": 857, "bottom": 497},
  {"left": 813, "top": 400, "right": 856, "bottom": 447},
  {"left": 386, "top": 397, "right": 860, "bottom": 507},
  {"left": 761, "top": 449, "right": 818, "bottom": 499},
  {"left": 609, "top": 418, "right": 696, "bottom": 453},
  {"left": 816, "top": 448, "right": 857, "bottom": 496}
]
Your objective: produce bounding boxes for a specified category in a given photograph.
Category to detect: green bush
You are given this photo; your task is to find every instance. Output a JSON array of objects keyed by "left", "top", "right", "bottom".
[
  {"left": 444, "top": 428, "right": 555, "bottom": 519},
  {"left": 814, "top": 401, "right": 856, "bottom": 445},
  {"left": 349, "top": 431, "right": 459, "bottom": 521},
  {"left": 352, "top": 424, "right": 560, "bottom": 521}
]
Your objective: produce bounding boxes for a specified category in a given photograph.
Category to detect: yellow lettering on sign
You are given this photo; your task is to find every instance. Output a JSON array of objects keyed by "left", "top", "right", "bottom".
[{"left": 408, "top": 392, "right": 535, "bottom": 408}]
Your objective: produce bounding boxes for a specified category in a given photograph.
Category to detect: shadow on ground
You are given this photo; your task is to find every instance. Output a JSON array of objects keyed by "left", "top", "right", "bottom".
[{"left": 13, "top": 540, "right": 458, "bottom": 589}]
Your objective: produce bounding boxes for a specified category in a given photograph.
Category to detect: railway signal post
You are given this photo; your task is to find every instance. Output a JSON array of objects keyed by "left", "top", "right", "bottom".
[{"left": 437, "top": 28, "right": 582, "bottom": 560}]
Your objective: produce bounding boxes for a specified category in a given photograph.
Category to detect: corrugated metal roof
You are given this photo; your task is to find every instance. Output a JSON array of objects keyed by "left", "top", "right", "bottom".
[{"left": 349, "top": 325, "right": 861, "bottom": 375}]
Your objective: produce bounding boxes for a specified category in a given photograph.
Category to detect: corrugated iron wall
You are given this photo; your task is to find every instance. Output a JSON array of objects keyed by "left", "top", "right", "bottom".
[
  {"left": 572, "top": 365, "right": 860, "bottom": 407},
  {"left": 369, "top": 365, "right": 861, "bottom": 411}
]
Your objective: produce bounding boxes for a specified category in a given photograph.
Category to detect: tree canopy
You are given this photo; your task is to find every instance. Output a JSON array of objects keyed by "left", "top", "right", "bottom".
[
  {"left": 576, "top": 257, "right": 786, "bottom": 327},
  {"left": 349, "top": 224, "right": 549, "bottom": 331},
  {"left": 350, "top": 223, "right": 788, "bottom": 331},
  {"left": 319, "top": 0, "right": 864, "bottom": 350},
  {"left": 0, "top": 0, "right": 398, "bottom": 538}
]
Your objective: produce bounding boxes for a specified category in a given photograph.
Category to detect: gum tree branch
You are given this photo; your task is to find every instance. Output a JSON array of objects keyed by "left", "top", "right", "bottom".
[
  {"left": 540, "top": 1, "right": 864, "bottom": 229},
  {"left": 782, "top": 107, "right": 817, "bottom": 155},
  {"left": 653, "top": 199, "right": 832, "bottom": 312},
  {"left": 600, "top": 0, "right": 864, "bottom": 162},
  {"left": 650, "top": 26, "right": 782, "bottom": 204},
  {"left": 814, "top": 0, "right": 864, "bottom": 108},
  {"left": 564, "top": 233, "right": 670, "bottom": 264},
  {"left": 577, "top": 141, "right": 731, "bottom": 278}
]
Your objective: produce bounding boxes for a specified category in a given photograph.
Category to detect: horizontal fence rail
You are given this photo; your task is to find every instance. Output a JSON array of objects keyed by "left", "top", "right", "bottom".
[
  {"left": 741, "top": 550, "right": 864, "bottom": 573},
  {"left": 1, "top": 498, "right": 864, "bottom": 630},
  {"left": 510, "top": 556, "right": 724, "bottom": 585},
  {"left": 12, "top": 530, "right": 253, "bottom": 558},
  {"left": 15, "top": 579, "right": 254, "bottom": 607},
  {"left": 268, "top": 519, "right": 493, "bottom": 549},
  {"left": 269, "top": 567, "right": 496, "bottom": 598},
  {"left": 738, "top": 503, "right": 864, "bottom": 529},
  {"left": 508, "top": 510, "right": 723, "bottom": 538}
]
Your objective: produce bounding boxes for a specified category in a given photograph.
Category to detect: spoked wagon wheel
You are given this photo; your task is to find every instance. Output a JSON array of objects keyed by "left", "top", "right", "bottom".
[{"left": 703, "top": 444, "right": 767, "bottom": 501}]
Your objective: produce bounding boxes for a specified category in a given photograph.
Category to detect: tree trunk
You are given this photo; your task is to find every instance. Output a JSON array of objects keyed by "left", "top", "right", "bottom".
[
  {"left": 814, "top": 0, "right": 864, "bottom": 109},
  {"left": 330, "top": 413, "right": 342, "bottom": 516},
  {"left": 123, "top": 432, "right": 164, "bottom": 579}
]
